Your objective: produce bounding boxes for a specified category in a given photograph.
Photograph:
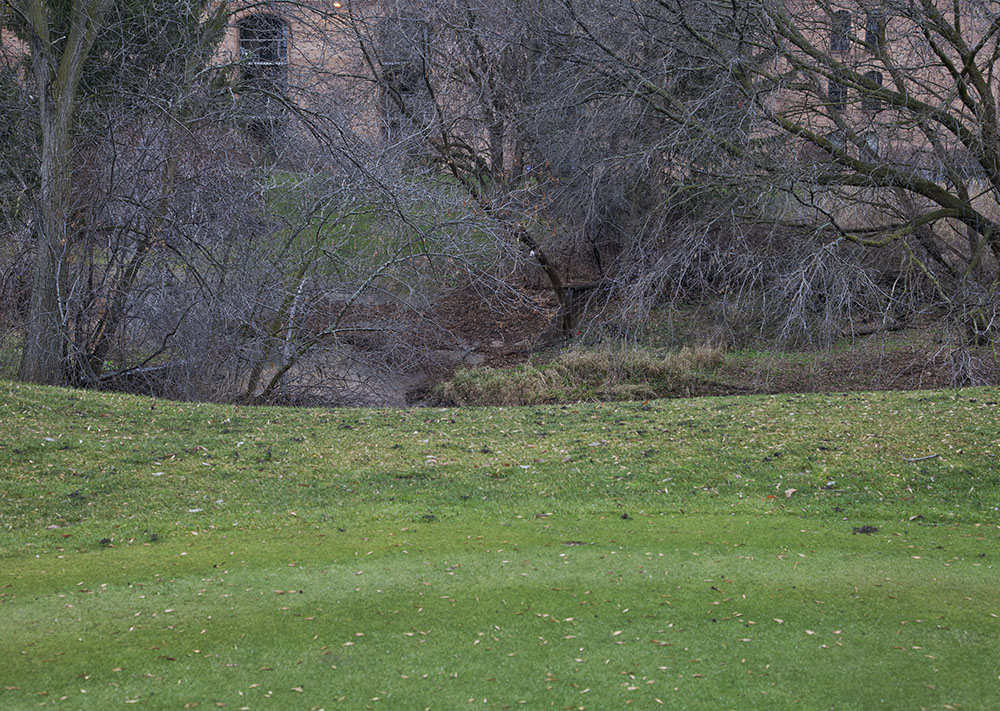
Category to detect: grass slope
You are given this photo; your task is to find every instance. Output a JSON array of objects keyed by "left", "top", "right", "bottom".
[{"left": 1, "top": 381, "right": 998, "bottom": 710}]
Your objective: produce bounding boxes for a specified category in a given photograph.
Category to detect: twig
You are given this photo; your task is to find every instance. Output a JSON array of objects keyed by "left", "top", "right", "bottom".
[{"left": 903, "top": 453, "right": 939, "bottom": 462}]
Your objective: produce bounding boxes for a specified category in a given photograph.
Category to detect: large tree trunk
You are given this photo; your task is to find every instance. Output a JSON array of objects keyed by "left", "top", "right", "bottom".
[
  {"left": 19, "top": 190, "right": 67, "bottom": 384},
  {"left": 18, "top": 0, "right": 109, "bottom": 384}
]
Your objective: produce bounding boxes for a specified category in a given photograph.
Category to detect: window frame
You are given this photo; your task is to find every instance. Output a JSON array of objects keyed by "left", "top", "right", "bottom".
[
  {"left": 862, "top": 70, "right": 883, "bottom": 111},
  {"left": 865, "top": 11, "right": 885, "bottom": 52},
  {"left": 238, "top": 14, "right": 289, "bottom": 90},
  {"left": 831, "top": 10, "right": 851, "bottom": 53}
]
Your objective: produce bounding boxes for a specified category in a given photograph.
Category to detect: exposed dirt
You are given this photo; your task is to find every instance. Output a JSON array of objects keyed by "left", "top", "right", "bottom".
[{"left": 427, "top": 286, "right": 558, "bottom": 368}]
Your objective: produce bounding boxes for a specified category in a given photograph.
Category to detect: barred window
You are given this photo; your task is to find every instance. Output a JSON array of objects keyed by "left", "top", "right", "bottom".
[
  {"left": 832, "top": 10, "right": 851, "bottom": 52},
  {"left": 239, "top": 15, "right": 288, "bottom": 90},
  {"left": 865, "top": 11, "right": 885, "bottom": 52}
]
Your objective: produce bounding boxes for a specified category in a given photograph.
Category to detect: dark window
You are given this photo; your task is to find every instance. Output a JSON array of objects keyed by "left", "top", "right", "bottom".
[
  {"left": 239, "top": 15, "right": 288, "bottom": 90},
  {"left": 865, "top": 12, "right": 885, "bottom": 52},
  {"left": 862, "top": 71, "right": 883, "bottom": 111},
  {"left": 832, "top": 10, "right": 851, "bottom": 52},
  {"left": 828, "top": 76, "right": 847, "bottom": 109}
]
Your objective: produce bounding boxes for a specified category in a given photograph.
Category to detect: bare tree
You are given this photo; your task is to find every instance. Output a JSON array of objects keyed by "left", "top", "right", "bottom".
[
  {"left": 564, "top": 0, "right": 1000, "bottom": 349},
  {"left": 9, "top": 0, "right": 110, "bottom": 383},
  {"left": 3, "top": 0, "right": 516, "bottom": 403},
  {"left": 338, "top": 0, "right": 602, "bottom": 334},
  {"left": 11, "top": 0, "right": 995, "bottom": 402},
  {"left": 4, "top": 0, "right": 233, "bottom": 384}
]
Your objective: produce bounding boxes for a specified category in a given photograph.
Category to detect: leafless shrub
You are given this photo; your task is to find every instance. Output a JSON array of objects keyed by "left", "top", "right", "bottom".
[{"left": 9, "top": 0, "right": 1000, "bottom": 400}]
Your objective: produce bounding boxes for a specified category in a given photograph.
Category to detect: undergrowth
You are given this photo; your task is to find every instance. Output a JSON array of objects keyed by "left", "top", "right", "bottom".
[{"left": 436, "top": 344, "right": 725, "bottom": 405}]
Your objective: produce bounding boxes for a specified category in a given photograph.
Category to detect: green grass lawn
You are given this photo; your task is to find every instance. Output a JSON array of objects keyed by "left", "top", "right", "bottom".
[{"left": 1, "top": 381, "right": 998, "bottom": 709}]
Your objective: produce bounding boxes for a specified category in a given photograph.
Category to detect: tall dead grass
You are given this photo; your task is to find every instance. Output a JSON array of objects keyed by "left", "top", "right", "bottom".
[{"left": 436, "top": 344, "right": 724, "bottom": 406}]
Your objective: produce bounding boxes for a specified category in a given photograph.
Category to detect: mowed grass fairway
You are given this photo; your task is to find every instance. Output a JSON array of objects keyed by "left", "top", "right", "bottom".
[{"left": 1, "top": 381, "right": 998, "bottom": 710}]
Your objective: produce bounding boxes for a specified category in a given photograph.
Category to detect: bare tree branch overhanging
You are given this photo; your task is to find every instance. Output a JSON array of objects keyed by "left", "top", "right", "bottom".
[
  {"left": 563, "top": 0, "right": 1000, "bottom": 347},
  {"left": 2, "top": 0, "right": 527, "bottom": 403},
  {"left": 3, "top": 0, "right": 999, "bottom": 402}
]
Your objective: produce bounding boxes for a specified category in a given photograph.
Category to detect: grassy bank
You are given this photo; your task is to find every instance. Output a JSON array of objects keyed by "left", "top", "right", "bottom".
[
  {"left": 1, "top": 381, "right": 998, "bottom": 709},
  {"left": 436, "top": 345, "right": 727, "bottom": 405}
]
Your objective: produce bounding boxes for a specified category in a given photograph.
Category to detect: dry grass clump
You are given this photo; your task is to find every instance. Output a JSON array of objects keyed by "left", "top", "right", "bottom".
[{"left": 436, "top": 344, "right": 725, "bottom": 406}]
